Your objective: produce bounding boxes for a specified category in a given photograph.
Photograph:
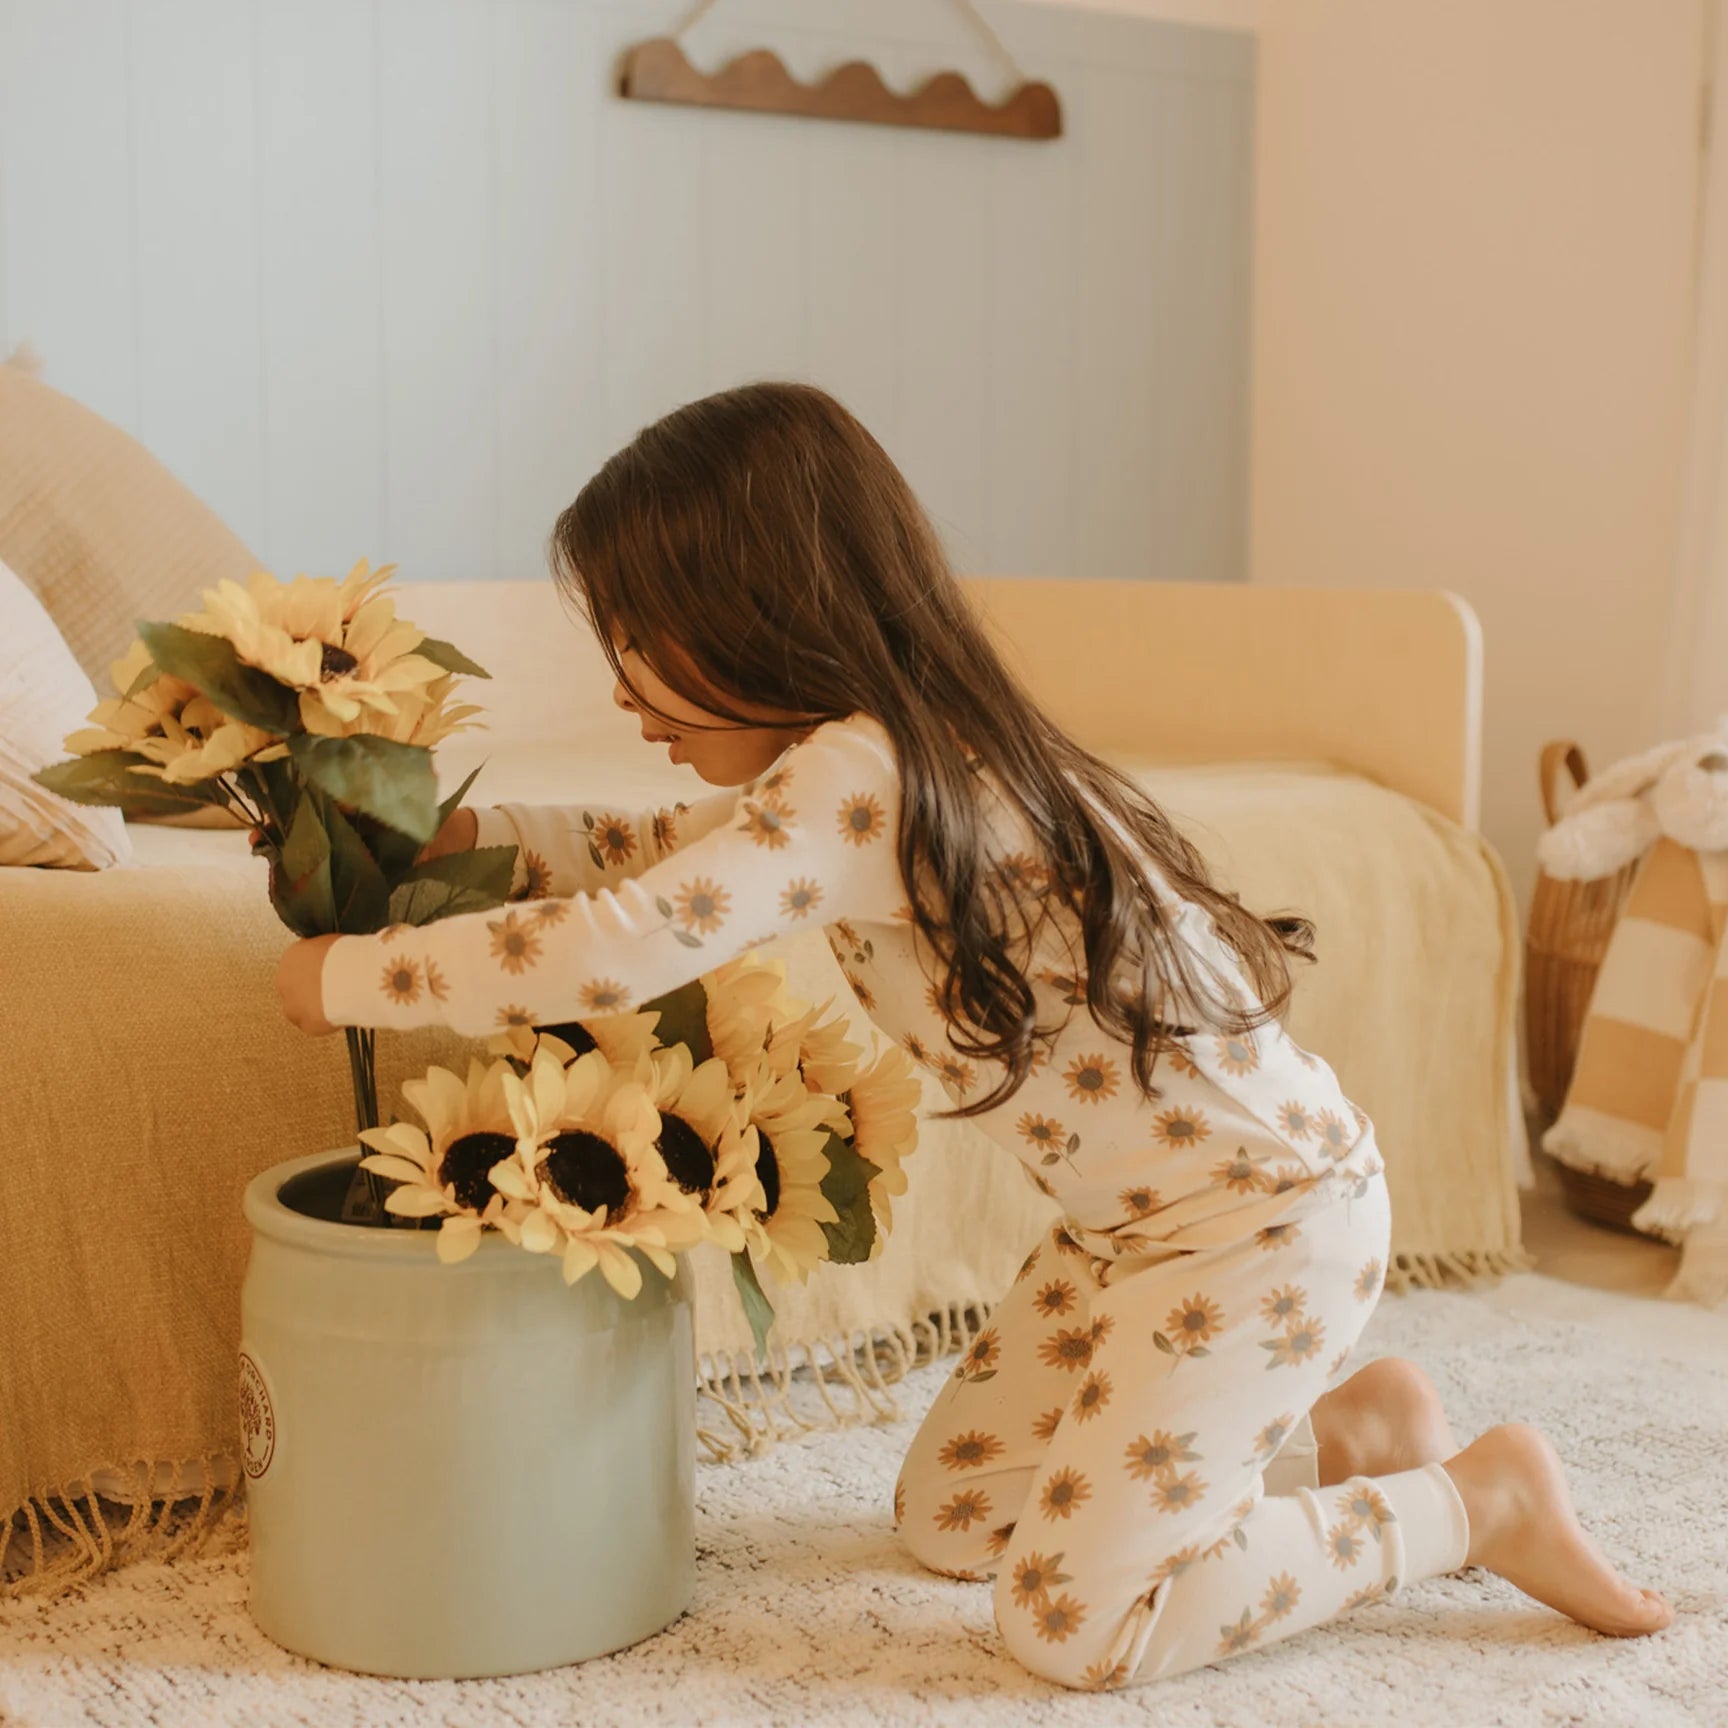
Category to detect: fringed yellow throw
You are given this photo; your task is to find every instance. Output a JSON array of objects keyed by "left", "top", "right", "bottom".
[{"left": 1545, "top": 836, "right": 1728, "bottom": 1302}]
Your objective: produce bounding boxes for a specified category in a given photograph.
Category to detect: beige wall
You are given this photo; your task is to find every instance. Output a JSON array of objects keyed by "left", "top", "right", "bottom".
[{"left": 1251, "top": 0, "right": 1705, "bottom": 909}]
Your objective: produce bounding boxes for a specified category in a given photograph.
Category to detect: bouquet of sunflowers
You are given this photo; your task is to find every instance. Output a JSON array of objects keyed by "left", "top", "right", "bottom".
[
  {"left": 358, "top": 957, "right": 921, "bottom": 1346},
  {"left": 33, "top": 560, "right": 923, "bottom": 1333},
  {"left": 33, "top": 560, "right": 515, "bottom": 1220}
]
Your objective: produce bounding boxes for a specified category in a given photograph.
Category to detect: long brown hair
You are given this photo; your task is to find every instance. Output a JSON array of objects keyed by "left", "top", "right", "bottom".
[{"left": 551, "top": 382, "right": 1311, "bottom": 1115}]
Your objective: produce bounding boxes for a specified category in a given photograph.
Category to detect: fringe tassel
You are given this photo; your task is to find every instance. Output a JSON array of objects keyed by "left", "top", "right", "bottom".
[
  {"left": 1631, "top": 1176, "right": 1727, "bottom": 1244},
  {"left": 696, "top": 1300, "right": 989, "bottom": 1464},
  {"left": 1, "top": 1455, "right": 238, "bottom": 1601},
  {"left": 1381, "top": 1245, "right": 1534, "bottom": 1293}
]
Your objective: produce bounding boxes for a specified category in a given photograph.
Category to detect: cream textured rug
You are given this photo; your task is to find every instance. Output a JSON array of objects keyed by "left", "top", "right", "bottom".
[{"left": 2, "top": 1277, "right": 1724, "bottom": 1728}]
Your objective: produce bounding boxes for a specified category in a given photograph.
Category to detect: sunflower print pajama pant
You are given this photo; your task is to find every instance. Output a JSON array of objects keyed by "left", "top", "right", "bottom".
[{"left": 894, "top": 1142, "right": 1471, "bottom": 1690}]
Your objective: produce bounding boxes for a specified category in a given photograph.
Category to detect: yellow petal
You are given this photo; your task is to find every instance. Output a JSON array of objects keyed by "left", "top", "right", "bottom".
[
  {"left": 358, "top": 1153, "right": 427, "bottom": 1185},
  {"left": 597, "top": 1245, "right": 644, "bottom": 1300},
  {"left": 520, "top": 1208, "right": 559, "bottom": 1254},
  {"left": 437, "top": 1216, "right": 484, "bottom": 1263},
  {"left": 384, "top": 1186, "right": 452, "bottom": 1217}
]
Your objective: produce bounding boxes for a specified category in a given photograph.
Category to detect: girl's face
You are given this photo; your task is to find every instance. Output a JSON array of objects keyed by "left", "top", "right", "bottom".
[{"left": 611, "top": 642, "right": 811, "bottom": 788}]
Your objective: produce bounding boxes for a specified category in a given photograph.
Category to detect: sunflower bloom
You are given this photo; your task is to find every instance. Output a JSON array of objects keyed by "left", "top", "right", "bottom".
[
  {"left": 1152, "top": 1107, "right": 1211, "bottom": 1151},
  {"left": 836, "top": 791, "right": 886, "bottom": 846},
  {"left": 933, "top": 1488, "right": 991, "bottom": 1533},
  {"left": 1063, "top": 1054, "right": 1119, "bottom": 1107},
  {"left": 357, "top": 1056, "right": 521, "bottom": 1264},
  {"left": 937, "top": 1431, "right": 1005, "bottom": 1472},
  {"left": 1039, "top": 1468, "right": 1092, "bottom": 1521}
]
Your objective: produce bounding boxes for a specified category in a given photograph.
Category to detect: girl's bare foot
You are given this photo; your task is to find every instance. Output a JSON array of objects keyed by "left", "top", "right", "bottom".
[
  {"left": 1443, "top": 1423, "right": 1673, "bottom": 1637},
  {"left": 1313, "top": 1357, "right": 1459, "bottom": 1486}
]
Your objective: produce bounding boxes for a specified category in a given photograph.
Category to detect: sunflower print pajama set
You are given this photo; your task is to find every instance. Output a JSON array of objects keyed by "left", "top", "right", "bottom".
[{"left": 319, "top": 713, "right": 1471, "bottom": 1691}]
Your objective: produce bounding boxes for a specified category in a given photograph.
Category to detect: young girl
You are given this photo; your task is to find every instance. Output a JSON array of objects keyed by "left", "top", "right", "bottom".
[{"left": 277, "top": 382, "right": 1671, "bottom": 1689}]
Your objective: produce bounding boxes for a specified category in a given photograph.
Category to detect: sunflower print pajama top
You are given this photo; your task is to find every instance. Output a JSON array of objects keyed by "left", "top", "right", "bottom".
[{"left": 319, "top": 713, "right": 1471, "bottom": 1691}]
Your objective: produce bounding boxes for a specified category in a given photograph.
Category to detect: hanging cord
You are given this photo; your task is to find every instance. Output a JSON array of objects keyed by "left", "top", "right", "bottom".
[
  {"left": 948, "top": 0, "right": 1028, "bottom": 84},
  {"left": 668, "top": 0, "right": 719, "bottom": 39},
  {"left": 669, "top": 0, "right": 1027, "bottom": 85}
]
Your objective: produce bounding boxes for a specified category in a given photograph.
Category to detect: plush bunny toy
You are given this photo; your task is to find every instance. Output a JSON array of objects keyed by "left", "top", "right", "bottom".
[{"left": 1538, "top": 722, "right": 1728, "bottom": 881}]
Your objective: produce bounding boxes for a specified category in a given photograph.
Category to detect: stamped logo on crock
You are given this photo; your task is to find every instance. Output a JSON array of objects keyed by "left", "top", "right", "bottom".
[{"left": 237, "top": 1351, "right": 276, "bottom": 1480}]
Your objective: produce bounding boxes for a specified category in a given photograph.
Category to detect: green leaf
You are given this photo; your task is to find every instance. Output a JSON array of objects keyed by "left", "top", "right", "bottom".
[
  {"left": 641, "top": 979, "right": 714, "bottom": 1065},
  {"left": 288, "top": 733, "right": 438, "bottom": 841},
  {"left": 269, "top": 795, "right": 335, "bottom": 937},
  {"left": 358, "top": 759, "right": 491, "bottom": 882},
  {"left": 323, "top": 797, "right": 392, "bottom": 933},
  {"left": 413, "top": 635, "right": 490, "bottom": 678},
  {"left": 1153, "top": 1332, "right": 1176, "bottom": 1356},
  {"left": 437, "top": 763, "right": 485, "bottom": 830},
  {"left": 137, "top": 621, "right": 301, "bottom": 733},
  {"left": 32, "top": 752, "right": 222, "bottom": 818},
  {"left": 730, "top": 1252, "right": 776, "bottom": 1358},
  {"left": 386, "top": 845, "right": 517, "bottom": 927},
  {"left": 672, "top": 929, "right": 703, "bottom": 949},
  {"left": 817, "top": 1130, "right": 879, "bottom": 1266},
  {"left": 654, "top": 895, "right": 674, "bottom": 919},
  {"left": 122, "top": 659, "right": 161, "bottom": 701}
]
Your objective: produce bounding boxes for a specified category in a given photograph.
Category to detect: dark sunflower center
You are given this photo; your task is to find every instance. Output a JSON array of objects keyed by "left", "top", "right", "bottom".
[
  {"left": 1182, "top": 1310, "right": 1207, "bottom": 1333},
  {"left": 755, "top": 1133, "right": 783, "bottom": 1218},
  {"left": 536, "top": 1020, "right": 598, "bottom": 1056},
  {"left": 659, "top": 1113, "right": 715, "bottom": 1197},
  {"left": 319, "top": 642, "right": 359, "bottom": 680},
  {"left": 438, "top": 1130, "right": 514, "bottom": 1213},
  {"left": 1078, "top": 1068, "right": 1103, "bottom": 1091},
  {"left": 544, "top": 1130, "right": 631, "bottom": 1215}
]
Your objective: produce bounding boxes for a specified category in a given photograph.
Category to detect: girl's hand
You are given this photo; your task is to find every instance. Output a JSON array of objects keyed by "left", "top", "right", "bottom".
[
  {"left": 277, "top": 934, "right": 342, "bottom": 1036},
  {"left": 418, "top": 805, "right": 478, "bottom": 864}
]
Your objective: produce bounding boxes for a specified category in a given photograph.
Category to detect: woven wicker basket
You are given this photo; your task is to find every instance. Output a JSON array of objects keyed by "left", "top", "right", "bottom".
[{"left": 1525, "top": 741, "right": 1650, "bottom": 1233}]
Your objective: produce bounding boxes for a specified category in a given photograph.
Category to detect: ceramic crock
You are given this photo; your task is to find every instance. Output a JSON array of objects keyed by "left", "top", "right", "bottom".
[{"left": 239, "top": 1149, "right": 695, "bottom": 1679}]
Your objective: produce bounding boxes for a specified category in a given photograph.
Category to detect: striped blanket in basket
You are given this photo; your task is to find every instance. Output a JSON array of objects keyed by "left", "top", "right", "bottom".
[{"left": 1545, "top": 836, "right": 1728, "bottom": 1303}]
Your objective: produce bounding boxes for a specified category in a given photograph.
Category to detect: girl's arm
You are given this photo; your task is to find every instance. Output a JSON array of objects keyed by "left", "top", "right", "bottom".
[
  {"left": 319, "top": 717, "right": 905, "bottom": 1038},
  {"left": 471, "top": 791, "right": 736, "bottom": 899}
]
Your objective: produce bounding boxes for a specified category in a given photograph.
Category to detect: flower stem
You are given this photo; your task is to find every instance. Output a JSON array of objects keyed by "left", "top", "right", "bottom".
[{"left": 338, "top": 1026, "right": 390, "bottom": 1225}]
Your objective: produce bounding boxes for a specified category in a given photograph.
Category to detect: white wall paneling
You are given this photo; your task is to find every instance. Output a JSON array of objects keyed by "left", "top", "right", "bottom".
[{"left": 0, "top": 0, "right": 1255, "bottom": 585}]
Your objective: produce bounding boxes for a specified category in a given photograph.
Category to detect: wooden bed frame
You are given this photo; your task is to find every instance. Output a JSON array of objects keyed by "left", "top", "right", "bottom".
[
  {"left": 398, "top": 579, "right": 1485, "bottom": 832},
  {"left": 967, "top": 579, "right": 1484, "bottom": 831}
]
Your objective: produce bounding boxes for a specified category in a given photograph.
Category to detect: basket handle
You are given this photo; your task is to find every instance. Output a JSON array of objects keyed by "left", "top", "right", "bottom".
[{"left": 1539, "top": 740, "right": 1589, "bottom": 826}]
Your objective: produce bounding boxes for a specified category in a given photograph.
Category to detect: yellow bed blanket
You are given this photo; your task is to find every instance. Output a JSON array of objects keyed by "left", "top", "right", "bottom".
[{"left": 0, "top": 756, "right": 1525, "bottom": 1595}]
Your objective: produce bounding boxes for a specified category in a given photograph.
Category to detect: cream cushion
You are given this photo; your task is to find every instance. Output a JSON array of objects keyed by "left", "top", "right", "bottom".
[
  {"left": 0, "top": 559, "right": 129, "bottom": 869},
  {"left": 0, "top": 356, "right": 259, "bottom": 686}
]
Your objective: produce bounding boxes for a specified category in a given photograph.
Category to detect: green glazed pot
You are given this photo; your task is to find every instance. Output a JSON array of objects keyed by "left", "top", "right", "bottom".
[{"left": 239, "top": 1149, "right": 696, "bottom": 1679}]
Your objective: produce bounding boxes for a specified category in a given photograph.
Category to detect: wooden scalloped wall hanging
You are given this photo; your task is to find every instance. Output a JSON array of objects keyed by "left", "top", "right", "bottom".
[{"left": 620, "top": 0, "right": 1062, "bottom": 143}]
